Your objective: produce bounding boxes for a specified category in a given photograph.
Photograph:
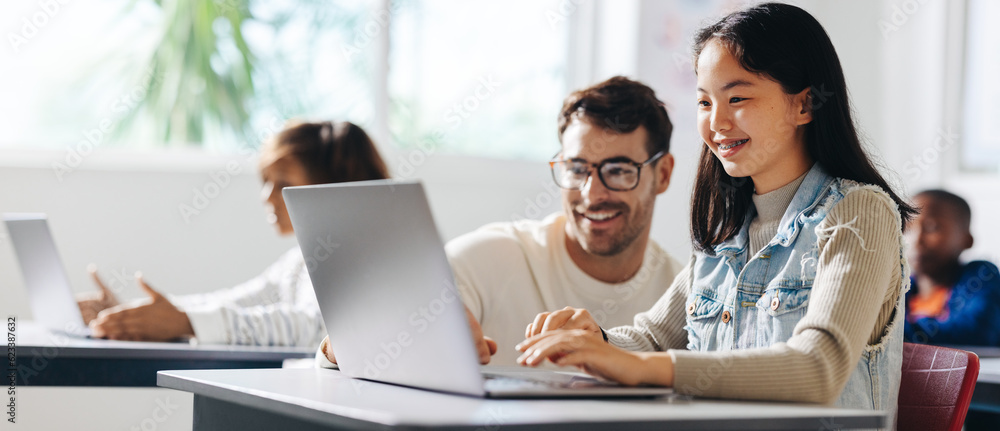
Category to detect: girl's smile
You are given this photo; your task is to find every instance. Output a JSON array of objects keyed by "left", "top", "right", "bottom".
[{"left": 695, "top": 39, "right": 813, "bottom": 194}]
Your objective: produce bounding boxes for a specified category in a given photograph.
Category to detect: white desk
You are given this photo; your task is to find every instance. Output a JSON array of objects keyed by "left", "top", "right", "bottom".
[
  {"left": 158, "top": 368, "right": 886, "bottom": 430},
  {"left": 964, "top": 356, "right": 1000, "bottom": 429},
  {"left": 13, "top": 321, "right": 314, "bottom": 386},
  {"left": 976, "top": 358, "right": 1000, "bottom": 384}
]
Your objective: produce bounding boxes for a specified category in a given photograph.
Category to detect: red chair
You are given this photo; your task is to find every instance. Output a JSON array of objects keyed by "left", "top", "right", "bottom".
[{"left": 898, "top": 343, "right": 980, "bottom": 431}]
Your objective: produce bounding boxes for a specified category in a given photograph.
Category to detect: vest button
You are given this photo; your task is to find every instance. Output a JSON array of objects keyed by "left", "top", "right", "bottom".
[
  {"left": 721, "top": 310, "right": 731, "bottom": 323},
  {"left": 687, "top": 303, "right": 696, "bottom": 315},
  {"left": 771, "top": 297, "right": 780, "bottom": 311}
]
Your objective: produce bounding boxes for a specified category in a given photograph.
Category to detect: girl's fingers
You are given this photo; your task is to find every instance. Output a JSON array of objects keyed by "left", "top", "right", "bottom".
[{"left": 519, "top": 334, "right": 585, "bottom": 366}]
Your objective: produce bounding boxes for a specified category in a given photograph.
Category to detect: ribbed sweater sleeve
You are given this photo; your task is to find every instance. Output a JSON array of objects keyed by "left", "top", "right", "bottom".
[{"left": 612, "top": 188, "right": 903, "bottom": 404}]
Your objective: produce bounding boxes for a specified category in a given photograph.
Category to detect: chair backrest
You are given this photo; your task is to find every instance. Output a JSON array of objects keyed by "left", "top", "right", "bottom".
[{"left": 898, "top": 342, "right": 980, "bottom": 431}]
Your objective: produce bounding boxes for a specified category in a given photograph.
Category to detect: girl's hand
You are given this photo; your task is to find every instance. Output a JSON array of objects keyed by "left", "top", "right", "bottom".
[
  {"left": 76, "top": 265, "right": 121, "bottom": 324},
  {"left": 515, "top": 329, "right": 674, "bottom": 387},
  {"left": 320, "top": 335, "right": 337, "bottom": 364},
  {"left": 90, "top": 273, "right": 194, "bottom": 341}
]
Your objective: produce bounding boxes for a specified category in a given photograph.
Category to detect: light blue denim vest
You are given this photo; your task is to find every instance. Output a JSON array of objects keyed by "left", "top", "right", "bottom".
[{"left": 684, "top": 164, "right": 907, "bottom": 429}]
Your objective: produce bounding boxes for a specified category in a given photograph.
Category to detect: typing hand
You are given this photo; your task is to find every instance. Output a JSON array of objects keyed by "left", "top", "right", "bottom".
[
  {"left": 524, "top": 306, "right": 604, "bottom": 341},
  {"left": 515, "top": 329, "right": 672, "bottom": 387},
  {"left": 76, "top": 264, "right": 121, "bottom": 325},
  {"left": 320, "top": 335, "right": 337, "bottom": 365},
  {"left": 467, "top": 307, "right": 497, "bottom": 364},
  {"left": 90, "top": 272, "right": 195, "bottom": 342}
]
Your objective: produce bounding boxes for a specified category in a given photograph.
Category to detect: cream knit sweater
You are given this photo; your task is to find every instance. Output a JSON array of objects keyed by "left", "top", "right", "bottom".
[{"left": 607, "top": 178, "right": 904, "bottom": 404}]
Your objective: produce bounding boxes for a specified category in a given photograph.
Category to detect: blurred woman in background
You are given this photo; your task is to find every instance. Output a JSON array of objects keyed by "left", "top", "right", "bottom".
[{"left": 76, "top": 120, "right": 389, "bottom": 346}]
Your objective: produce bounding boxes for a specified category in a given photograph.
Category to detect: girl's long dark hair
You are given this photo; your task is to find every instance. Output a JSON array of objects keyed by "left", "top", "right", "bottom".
[{"left": 690, "top": 2, "right": 916, "bottom": 253}]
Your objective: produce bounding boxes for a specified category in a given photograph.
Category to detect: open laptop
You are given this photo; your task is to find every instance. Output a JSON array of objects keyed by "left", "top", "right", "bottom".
[
  {"left": 282, "top": 180, "right": 673, "bottom": 398},
  {"left": 4, "top": 213, "right": 93, "bottom": 337}
]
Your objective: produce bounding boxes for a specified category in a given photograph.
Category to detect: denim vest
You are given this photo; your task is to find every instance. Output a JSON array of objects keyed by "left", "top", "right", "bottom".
[{"left": 684, "top": 164, "right": 907, "bottom": 429}]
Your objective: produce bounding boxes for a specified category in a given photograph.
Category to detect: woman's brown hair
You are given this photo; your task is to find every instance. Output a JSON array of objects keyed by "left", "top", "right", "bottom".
[{"left": 266, "top": 121, "right": 390, "bottom": 184}]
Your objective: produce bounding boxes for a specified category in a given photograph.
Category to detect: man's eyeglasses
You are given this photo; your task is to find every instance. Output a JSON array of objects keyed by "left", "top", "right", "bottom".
[{"left": 549, "top": 151, "right": 665, "bottom": 192}]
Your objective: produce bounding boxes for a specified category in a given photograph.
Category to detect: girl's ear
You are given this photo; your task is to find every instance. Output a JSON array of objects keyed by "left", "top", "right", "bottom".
[{"left": 794, "top": 87, "right": 813, "bottom": 126}]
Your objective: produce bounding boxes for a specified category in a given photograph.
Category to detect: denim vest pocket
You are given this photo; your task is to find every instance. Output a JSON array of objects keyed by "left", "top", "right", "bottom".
[
  {"left": 755, "top": 284, "right": 812, "bottom": 346},
  {"left": 684, "top": 291, "right": 725, "bottom": 351}
]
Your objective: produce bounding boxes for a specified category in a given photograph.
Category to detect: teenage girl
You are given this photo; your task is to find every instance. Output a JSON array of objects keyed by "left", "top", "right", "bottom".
[{"left": 516, "top": 2, "right": 916, "bottom": 422}]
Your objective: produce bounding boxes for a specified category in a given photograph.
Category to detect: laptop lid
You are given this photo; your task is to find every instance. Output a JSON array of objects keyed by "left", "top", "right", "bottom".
[
  {"left": 282, "top": 180, "right": 486, "bottom": 397},
  {"left": 4, "top": 214, "right": 88, "bottom": 334}
]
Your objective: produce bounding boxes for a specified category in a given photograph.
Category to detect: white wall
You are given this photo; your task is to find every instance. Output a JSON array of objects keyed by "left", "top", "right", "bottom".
[{"left": 0, "top": 149, "right": 564, "bottom": 320}]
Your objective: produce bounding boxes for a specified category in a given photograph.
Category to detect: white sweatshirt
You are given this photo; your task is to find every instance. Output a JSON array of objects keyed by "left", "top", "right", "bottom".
[{"left": 172, "top": 247, "right": 326, "bottom": 346}]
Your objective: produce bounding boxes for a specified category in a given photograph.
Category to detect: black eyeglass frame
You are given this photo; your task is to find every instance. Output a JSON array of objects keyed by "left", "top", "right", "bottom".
[{"left": 548, "top": 150, "right": 666, "bottom": 192}]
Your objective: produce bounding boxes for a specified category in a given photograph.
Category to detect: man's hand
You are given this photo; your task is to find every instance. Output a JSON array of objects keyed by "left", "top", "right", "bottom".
[
  {"left": 466, "top": 307, "right": 497, "bottom": 365},
  {"left": 76, "top": 265, "right": 121, "bottom": 325},
  {"left": 524, "top": 306, "right": 604, "bottom": 341},
  {"left": 515, "top": 329, "right": 673, "bottom": 387},
  {"left": 320, "top": 335, "right": 337, "bottom": 365},
  {"left": 90, "top": 272, "right": 195, "bottom": 342}
]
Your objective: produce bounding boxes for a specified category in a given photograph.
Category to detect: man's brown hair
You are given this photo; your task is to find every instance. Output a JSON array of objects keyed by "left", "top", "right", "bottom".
[{"left": 557, "top": 76, "right": 673, "bottom": 157}]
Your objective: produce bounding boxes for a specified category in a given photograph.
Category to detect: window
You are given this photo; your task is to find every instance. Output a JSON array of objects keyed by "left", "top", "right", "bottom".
[
  {"left": 0, "top": 0, "right": 378, "bottom": 153},
  {"left": 387, "top": 0, "right": 568, "bottom": 160},
  {"left": 1, "top": 0, "right": 571, "bottom": 161},
  {"left": 961, "top": 0, "right": 1000, "bottom": 172}
]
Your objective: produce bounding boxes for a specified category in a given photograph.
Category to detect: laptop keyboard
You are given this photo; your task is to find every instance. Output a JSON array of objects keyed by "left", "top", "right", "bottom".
[{"left": 483, "top": 374, "right": 620, "bottom": 390}]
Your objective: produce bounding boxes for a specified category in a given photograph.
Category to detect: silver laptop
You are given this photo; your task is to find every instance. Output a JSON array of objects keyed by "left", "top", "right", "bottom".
[
  {"left": 283, "top": 180, "right": 672, "bottom": 398},
  {"left": 4, "top": 213, "right": 92, "bottom": 337}
]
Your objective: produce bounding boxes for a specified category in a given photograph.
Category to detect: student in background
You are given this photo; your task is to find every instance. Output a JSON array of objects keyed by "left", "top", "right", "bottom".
[
  {"left": 76, "top": 121, "right": 389, "bottom": 346},
  {"left": 905, "top": 189, "right": 1000, "bottom": 346},
  {"left": 519, "top": 2, "right": 915, "bottom": 424}
]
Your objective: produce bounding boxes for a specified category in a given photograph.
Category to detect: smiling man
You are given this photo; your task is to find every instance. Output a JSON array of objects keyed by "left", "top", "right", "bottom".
[{"left": 446, "top": 76, "right": 684, "bottom": 365}]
